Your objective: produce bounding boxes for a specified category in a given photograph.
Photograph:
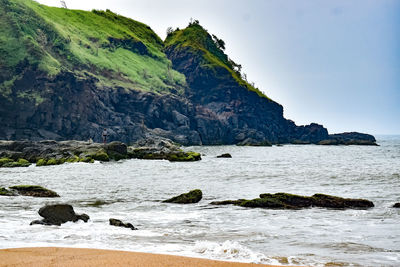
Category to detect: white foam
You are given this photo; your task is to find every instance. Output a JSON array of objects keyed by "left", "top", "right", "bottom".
[{"left": 192, "top": 240, "right": 278, "bottom": 265}]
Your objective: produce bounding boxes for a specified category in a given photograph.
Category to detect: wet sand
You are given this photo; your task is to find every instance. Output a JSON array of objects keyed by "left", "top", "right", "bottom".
[{"left": 0, "top": 247, "right": 288, "bottom": 267}]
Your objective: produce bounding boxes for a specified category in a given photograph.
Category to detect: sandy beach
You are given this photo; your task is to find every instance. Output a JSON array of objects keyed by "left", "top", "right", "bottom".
[{"left": 0, "top": 247, "right": 288, "bottom": 267}]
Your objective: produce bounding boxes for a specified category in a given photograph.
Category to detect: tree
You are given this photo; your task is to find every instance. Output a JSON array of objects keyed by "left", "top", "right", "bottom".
[
  {"left": 212, "top": 34, "right": 225, "bottom": 50},
  {"left": 166, "top": 27, "right": 174, "bottom": 36}
]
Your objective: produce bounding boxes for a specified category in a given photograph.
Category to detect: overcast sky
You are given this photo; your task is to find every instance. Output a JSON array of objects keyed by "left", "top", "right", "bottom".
[{"left": 37, "top": 0, "right": 400, "bottom": 134}]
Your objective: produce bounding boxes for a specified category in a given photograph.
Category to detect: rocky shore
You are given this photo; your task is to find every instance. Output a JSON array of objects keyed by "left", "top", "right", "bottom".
[{"left": 0, "top": 137, "right": 201, "bottom": 168}]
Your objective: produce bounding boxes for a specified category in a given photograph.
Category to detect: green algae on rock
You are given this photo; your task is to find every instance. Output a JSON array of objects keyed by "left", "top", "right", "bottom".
[
  {"left": 9, "top": 185, "right": 60, "bottom": 198},
  {"left": 211, "top": 192, "right": 374, "bottom": 210},
  {"left": 163, "top": 189, "right": 203, "bottom": 204}
]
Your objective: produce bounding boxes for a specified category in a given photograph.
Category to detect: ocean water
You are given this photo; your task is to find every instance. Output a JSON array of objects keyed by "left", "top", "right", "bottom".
[{"left": 0, "top": 136, "right": 399, "bottom": 266}]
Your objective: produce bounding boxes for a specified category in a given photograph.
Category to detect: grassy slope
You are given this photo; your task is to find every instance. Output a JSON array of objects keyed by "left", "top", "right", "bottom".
[
  {"left": 0, "top": 0, "right": 186, "bottom": 95},
  {"left": 165, "top": 24, "right": 270, "bottom": 99}
]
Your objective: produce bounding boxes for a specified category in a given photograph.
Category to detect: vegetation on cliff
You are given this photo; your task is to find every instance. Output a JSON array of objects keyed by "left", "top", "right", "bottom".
[
  {"left": 165, "top": 21, "right": 270, "bottom": 99},
  {"left": 0, "top": 0, "right": 186, "bottom": 98}
]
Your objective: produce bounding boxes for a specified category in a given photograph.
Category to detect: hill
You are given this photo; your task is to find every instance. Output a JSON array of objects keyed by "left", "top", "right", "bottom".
[{"left": 0, "top": 0, "right": 376, "bottom": 145}]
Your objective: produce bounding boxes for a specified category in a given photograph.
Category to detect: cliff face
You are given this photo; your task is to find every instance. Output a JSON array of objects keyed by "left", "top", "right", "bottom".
[{"left": 0, "top": 0, "right": 375, "bottom": 145}]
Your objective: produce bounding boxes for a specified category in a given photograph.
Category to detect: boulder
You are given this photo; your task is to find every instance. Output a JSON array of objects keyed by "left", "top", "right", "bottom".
[
  {"left": 163, "top": 189, "right": 203, "bottom": 204},
  {"left": 30, "top": 204, "right": 89, "bottom": 226},
  {"left": 216, "top": 153, "right": 232, "bottom": 158},
  {"left": 393, "top": 203, "right": 400, "bottom": 208},
  {"left": 9, "top": 185, "right": 59, "bottom": 197},
  {"left": 129, "top": 137, "right": 201, "bottom": 162},
  {"left": 109, "top": 218, "right": 138, "bottom": 230},
  {"left": 211, "top": 192, "right": 374, "bottom": 210}
]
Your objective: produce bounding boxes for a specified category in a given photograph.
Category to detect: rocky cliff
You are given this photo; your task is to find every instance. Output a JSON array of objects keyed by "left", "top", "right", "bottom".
[{"left": 0, "top": 0, "right": 376, "bottom": 145}]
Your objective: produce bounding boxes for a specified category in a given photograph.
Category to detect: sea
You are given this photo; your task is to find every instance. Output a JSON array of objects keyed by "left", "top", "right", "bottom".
[{"left": 0, "top": 135, "right": 399, "bottom": 266}]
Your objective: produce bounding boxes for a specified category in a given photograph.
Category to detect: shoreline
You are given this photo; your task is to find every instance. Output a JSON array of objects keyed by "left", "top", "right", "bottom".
[{"left": 0, "top": 247, "right": 293, "bottom": 267}]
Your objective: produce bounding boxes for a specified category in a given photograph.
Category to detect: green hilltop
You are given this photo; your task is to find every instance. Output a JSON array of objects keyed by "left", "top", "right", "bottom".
[
  {"left": 0, "top": 0, "right": 269, "bottom": 99},
  {"left": 0, "top": 0, "right": 186, "bottom": 95},
  {"left": 165, "top": 22, "right": 270, "bottom": 99}
]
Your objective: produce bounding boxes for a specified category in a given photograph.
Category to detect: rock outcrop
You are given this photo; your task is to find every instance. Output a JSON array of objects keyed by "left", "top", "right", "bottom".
[
  {"left": 9, "top": 185, "right": 59, "bottom": 197},
  {"left": 211, "top": 193, "right": 374, "bottom": 209},
  {"left": 0, "top": 138, "right": 201, "bottom": 166},
  {"left": 393, "top": 203, "right": 400, "bottom": 208},
  {"left": 163, "top": 189, "right": 203, "bottom": 204},
  {"left": 109, "top": 218, "right": 138, "bottom": 230},
  {"left": 30, "top": 204, "right": 89, "bottom": 226}
]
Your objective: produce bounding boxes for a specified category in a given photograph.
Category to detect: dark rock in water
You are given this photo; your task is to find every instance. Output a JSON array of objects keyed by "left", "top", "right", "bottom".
[
  {"left": 319, "top": 132, "right": 377, "bottom": 146},
  {"left": 30, "top": 204, "right": 89, "bottom": 226},
  {"left": 310, "top": 194, "right": 374, "bottom": 209},
  {"left": 105, "top": 142, "right": 128, "bottom": 161},
  {"left": 9, "top": 185, "right": 59, "bottom": 197},
  {"left": 211, "top": 192, "right": 374, "bottom": 210},
  {"left": 236, "top": 139, "right": 272, "bottom": 146},
  {"left": 393, "top": 203, "right": 400, "bottom": 208},
  {"left": 163, "top": 189, "right": 203, "bottom": 204},
  {"left": 217, "top": 153, "right": 232, "bottom": 158},
  {"left": 0, "top": 187, "right": 16, "bottom": 196},
  {"left": 109, "top": 218, "right": 138, "bottom": 230},
  {"left": 129, "top": 137, "right": 201, "bottom": 162}
]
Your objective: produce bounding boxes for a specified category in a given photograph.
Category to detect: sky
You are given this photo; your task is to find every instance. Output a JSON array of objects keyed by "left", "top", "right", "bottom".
[{"left": 37, "top": 0, "right": 400, "bottom": 134}]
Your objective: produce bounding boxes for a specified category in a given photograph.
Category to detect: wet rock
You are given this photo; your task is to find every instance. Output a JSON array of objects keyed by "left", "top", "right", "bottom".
[
  {"left": 310, "top": 193, "right": 374, "bottom": 209},
  {"left": 0, "top": 158, "right": 30, "bottom": 168},
  {"left": 0, "top": 187, "right": 16, "bottom": 196},
  {"left": 236, "top": 139, "right": 272, "bottom": 146},
  {"left": 105, "top": 142, "right": 128, "bottom": 161},
  {"left": 30, "top": 204, "right": 89, "bottom": 226},
  {"left": 217, "top": 153, "right": 232, "bottom": 158},
  {"left": 109, "top": 218, "right": 138, "bottom": 230},
  {"left": 128, "top": 137, "right": 201, "bottom": 162},
  {"left": 9, "top": 185, "right": 60, "bottom": 197},
  {"left": 211, "top": 193, "right": 374, "bottom": 210},
  {"left": 163, "top": 189, "right": 203, "bottom": 204},
  {"left": 393, "top": 203, "right": 400, "bottom": 208}
]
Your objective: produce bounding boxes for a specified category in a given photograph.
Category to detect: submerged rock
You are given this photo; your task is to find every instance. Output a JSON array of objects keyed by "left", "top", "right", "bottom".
[
  {"left": 211, "top": 192, "right": 374, "bottom": 210},
  {"left": 9, "top": 185, "right": 60, "bottom": 197},
  {"left": 393, "top": 203, "right": 400, "bottom": 208},
  {"left": 109, "top": 218, "right": 138, "bottom": 230},
  {"left": 217, "top": 153, "right": 232, "bottom": 158},
  {"left": 163, "top": 189, "right": 203, "bottom": 204},
  {"left": 30, "top": 204, "right": 89, "bottom": 226}
]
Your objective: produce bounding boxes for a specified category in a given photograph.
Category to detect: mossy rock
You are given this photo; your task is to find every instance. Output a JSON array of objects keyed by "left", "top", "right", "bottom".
[
  {"left": 17, "top": 158, "right": 31, "bottom": 167},
  {"left": 46, "top": 158, "right": 58, "bottom": 165},
  {"left": 163, "top": 189, "right": 203, "bottom": 204},
  {"left": 166, "top": 151, "right": 201, "bottom": 162},
  {"left": 90, "top": 151, "right": 109, "bottom": 162},
  {"left": 0, "top": 158, "right": 31, "bottom": 168},
  {"left": 310, "top": 194, "right": 374, "bottom": 209},
  {"left": 211, "top": 192, "right": 374, "bottom": 210},
  {"left": 36, "top": 158, "right": 47, "bottom": 166},
  {"left": 66, "top": 156, "right": 80, "bottom": 163},
  {"left": 9, "top": 185, "right": 60, "bottom": 197},
  {"left": 0, "top": 158, "right": 13, "bottom": 167},
  {"left": 0, "top": 187, "right": 16, "bottom": 196},
  {"left": 107, "top": 151, "right": 127, "bottom": 161},
  {"left": 79, "top": 157, "right": 94, "bottom": 163}
]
